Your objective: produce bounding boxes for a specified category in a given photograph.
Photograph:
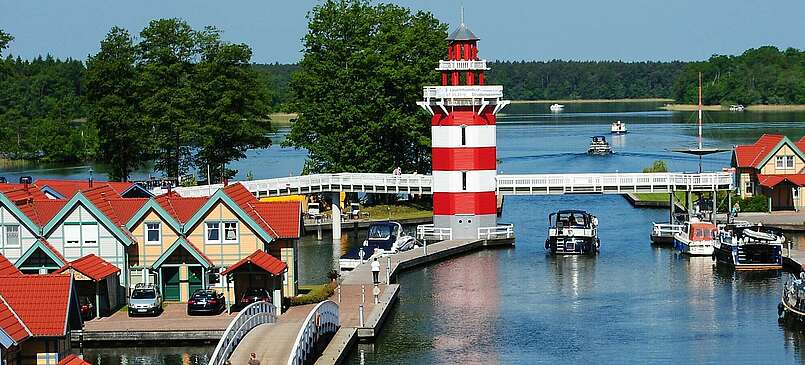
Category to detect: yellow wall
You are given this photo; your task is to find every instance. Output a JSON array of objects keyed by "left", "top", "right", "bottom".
[
  {"left": 186, "top": 201, "right": 263, "bottom": 266},
  {"left": 760, "top": 144, "right": 805, "bottom": 175},
  {"left": 129, "top": 210, "right": 181, "bottom": 267}
]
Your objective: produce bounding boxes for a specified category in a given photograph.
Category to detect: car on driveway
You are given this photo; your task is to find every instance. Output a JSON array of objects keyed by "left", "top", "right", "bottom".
[
  {"left": 187, "top": 289, "right": 226, "bottom": 315},
  {"left": 240, "top": 288, "right": 271, "bottom": 305},
  {"left": 128, "top": 284, "right": 163, "bottom": 316}
]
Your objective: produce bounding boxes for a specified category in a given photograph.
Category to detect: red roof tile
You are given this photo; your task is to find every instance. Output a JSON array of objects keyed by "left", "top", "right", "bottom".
[
  {"left": 222, "top": 183, "right": 301, "bottom": 239},
  {"left": 734, "top": 134, "right": 784, "bottom": 168},
  {"left": 221, "top": 250, "right": 287, "bottom": 276},
  {"left": 155, "top": 192, "right": 208, "bottom": 224},
  {"left": 35, "top": 179, "right": 135, "bottom": 199},
  {"left": 37, "top": 239, "right": 68, "bottom": 266},
  {"left": 58, "top": 354, "right": 92, "bottom": 365},
  {"left": 797, "top": 136, "right": 805, "bottom": 154},
  {"left": 250, "top": 201, "right": 302, "bottom": 239},
  {"left": 0, "top": 274, "right": 73, "bottom": 337},
  {"left": 16, "top": 199, "right": 67, "bottom": 228},
  {"left": 55, "top": 254, "right": 120, "bottom": 281},
  {"left": 1, "top": 186, "right": 48, "bottom": 203},
  {"left": 0, "top": 294, "right": 30, "bottom": 344},
  {"left": 0, "top": 255, "right": 22, "bottom": 276},
  {"left": 758, "top": 174, "right": 805, "bottom": 188}
]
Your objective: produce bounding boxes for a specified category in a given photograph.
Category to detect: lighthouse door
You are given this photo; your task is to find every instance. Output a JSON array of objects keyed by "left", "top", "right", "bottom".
[{"left": 453, "top": 214, "right": 477, "bottom": 240}]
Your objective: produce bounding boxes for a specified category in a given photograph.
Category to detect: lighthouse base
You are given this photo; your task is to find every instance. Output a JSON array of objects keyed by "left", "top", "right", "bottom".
[{"left": 433, "top": 214, "right": 497, "bottom": 240}]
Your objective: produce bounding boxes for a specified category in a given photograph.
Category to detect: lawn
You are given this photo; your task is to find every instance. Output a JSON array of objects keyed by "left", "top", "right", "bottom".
[{"left": 360, "top": 202, "right": 432, "bottom": 221}]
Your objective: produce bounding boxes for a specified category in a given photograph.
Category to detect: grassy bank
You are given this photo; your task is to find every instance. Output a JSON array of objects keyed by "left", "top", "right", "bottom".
[
  {"left": 662, "top": 104, "right": 805, "bottom": 112},
  {"left": 510, "top": 98, "right": 673, "bottom": 105},
  {"left": 269, "top": 112, "right": 298, "bottom": 126},
  {"left": 360, "top": 202, "right": 432, "bottom": 221}
]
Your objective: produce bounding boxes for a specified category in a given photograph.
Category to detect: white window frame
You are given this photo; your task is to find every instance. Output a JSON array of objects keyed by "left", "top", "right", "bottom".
[
  {"left": 786, "top": 155, "right": 795, "bottom": 168},
  {"left": 223, "top": 221, "right": 238, "bottom": 244},
  {"left": 745, "top": 180, "right": 754, "bottom": 195},
  {"left": 776, "top": 156, "right": 785, "bottom": 169},
  {"left": 4, "top": 225, "right": 20, "bottom": 248},
  {"left": 81, "top": 223, "right": 98, "bottom": 247},
  {"left": 64, "top": 224, "right": 81, "bottom": 247},
  {"left": 145, "top": 222, "right": 161, "bottom": 245},
  {"left": 794, "top": 187, "right": 800, "bottom": 200},
  {"left": 205, "top": 222, "right": 221, "bottom": 243}
]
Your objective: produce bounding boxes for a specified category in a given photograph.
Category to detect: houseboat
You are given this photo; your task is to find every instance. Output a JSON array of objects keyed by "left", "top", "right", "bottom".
[
  {"left": 610, "top": 120, "right": 628, "bottom": 134},
  {"left": 587, "top": 136, "right": 613, "bottom": 155},
  {"left": 549, "top": 103, "right": 564, "bottom": 112},
  {"left": 673, "top": 218, "right": 717, "bottom": 256},
  {"left": 339, "top": 221, "right": 419, "bottom": 271},
  {"left": 545, "top": 210, "right": 600, "bottom": 255},
  {"left": 779, "top": 273, "right": 805, "bottom": 322},
  {"left": 713, "top": 223, "right": 784, "bottom": 270}
]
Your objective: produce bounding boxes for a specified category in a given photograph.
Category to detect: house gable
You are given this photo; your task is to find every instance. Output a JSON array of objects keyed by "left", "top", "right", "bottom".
[
  {"left": 15, "top": 239, "right": 67, "bottom": 271},
  {"left": 42, "top": 192, "right": 134, "bottom": 246},
  {"left": 151, "top": 237, "right": 213, "bottom": 269},
  {"left": 183, "top": 190, "right": 274, "bottom": 244},
  {"left": 757, "top": 137, "right": 805, "bottom": 174},
  {"left": 126, "top": 198, "right": 182, "bottom": 233},
  {"left": 0, "top": 193, "right": 41, "bottom": 236}
]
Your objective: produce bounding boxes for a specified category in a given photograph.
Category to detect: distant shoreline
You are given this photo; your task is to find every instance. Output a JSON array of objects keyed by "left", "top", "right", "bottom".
[
  {"left": 510, "top": 98, "right": 673, "bottom": 104},
  {"left": 662, "top": 104, "right": 805, "bottom": 112},
  {"left": 269, "top": 112, "right": 298, "bottom": 126}
]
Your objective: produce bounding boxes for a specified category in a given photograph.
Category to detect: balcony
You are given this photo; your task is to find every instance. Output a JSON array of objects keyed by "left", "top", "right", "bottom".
[
  {"left": 422, "top": 85, "right": 503, "bottom": 99},
  {"left": 436, "top": 60, "right": 489, "bottom": 71}
]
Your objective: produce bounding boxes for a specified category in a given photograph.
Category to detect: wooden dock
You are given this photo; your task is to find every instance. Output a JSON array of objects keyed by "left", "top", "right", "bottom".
[
  {"left": 315, "top": 237, "right": 514, "bottom": 365},
  {"left": 227, "top": 304, "right": 316, "bottom": 365}
]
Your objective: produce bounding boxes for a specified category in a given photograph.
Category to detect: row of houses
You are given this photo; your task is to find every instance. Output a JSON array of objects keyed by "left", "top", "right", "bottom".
[
  {"left": 733, "top": 134, "right": 805, "bottom": 211},
  {"left": 0, "top": 178, "right": 303, "bottom": 318}
]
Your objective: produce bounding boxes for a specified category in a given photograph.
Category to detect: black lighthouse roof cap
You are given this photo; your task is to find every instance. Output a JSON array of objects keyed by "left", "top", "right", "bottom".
[{"left": 447, "top": 22, "right": 479, "bottom": 41}]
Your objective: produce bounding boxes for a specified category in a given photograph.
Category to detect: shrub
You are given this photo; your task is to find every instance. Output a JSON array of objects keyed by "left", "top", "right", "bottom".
[
  {"left": 290, "top": 283, "right": 336, "bottom": 306},
  {"left": 643, "top": 160, "right": 668, "bottom": 173},
  {"left": 735, "top": 195, "right": 769, "bottom": 213}
]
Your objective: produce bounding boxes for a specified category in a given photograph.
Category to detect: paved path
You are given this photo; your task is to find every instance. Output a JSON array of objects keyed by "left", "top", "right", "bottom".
[
  {"left": 229, "top": 304, "right": 315, "bottom": 365},
  {"left": 84, "top": 303, "right": 233, "bottom": 331}
]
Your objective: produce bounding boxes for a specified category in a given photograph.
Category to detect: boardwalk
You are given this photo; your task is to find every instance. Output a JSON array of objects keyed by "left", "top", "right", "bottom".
[{"left": 228, "top": 304, "right": 315, "bottom": 365}]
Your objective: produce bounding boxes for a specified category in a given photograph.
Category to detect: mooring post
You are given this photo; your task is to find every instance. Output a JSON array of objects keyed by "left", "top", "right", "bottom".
[
  {"left": 423, "top": 239, "right": 428, "bottom": 255},
  {"left": 337, "top": 285, "right": 341, "bottom": 303},
  {"left": 386, "top": 256, "right": 391, "bottom": 284},
  {"left": 317, "top": 225, "right": 323, "bottom": 241},
  {"left": 359, "top": 304, "right": 365, "bottom": 327},
  {"left": 373, "top": 284, "right": 380, "bottom": 304},
  {"left": 361, "top": 285, "right": 365, "bottom": 303}
]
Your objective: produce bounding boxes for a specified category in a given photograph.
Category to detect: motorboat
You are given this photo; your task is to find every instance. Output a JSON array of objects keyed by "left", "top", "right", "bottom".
[
  {"left": 713, "top": 223, "right": 784, "bottom": 270},
  {"left": 729, "top": 104, "right": 745, "bottom": 112},
  {"left": 650, "top": 222, "right": 683, "bottom": 245},
  {"left": 610, "top": 120, "right": 628, "bottom": 134},
  {"left": 587, "top": 136, "right": 612, "bottom": 155},
  {"left": 673, "top": 218, "right": 717, "bottom": 256},
  {"left": 779, "top": 273, "right": 805, "bottom": 322},
  {"left": 549, "top": 103, "right": 564, "bottom": 112},
  {"left": 545, "top": 210, "right": 600, "bottom": 255},
  {"left": 339, "top": 221, "right": 419, "bottom": 271}
]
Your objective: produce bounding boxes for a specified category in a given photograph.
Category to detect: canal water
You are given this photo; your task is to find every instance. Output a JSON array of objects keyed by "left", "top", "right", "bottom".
[{"left": 11, "top": 102, "right": 805, "bottom": 363}]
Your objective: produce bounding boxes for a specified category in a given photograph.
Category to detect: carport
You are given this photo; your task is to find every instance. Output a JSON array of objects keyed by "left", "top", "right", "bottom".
[
  {"left": 55, "top": 254, "right": 121, "bottom": 318},
  {"left": 220, "top": 250, "right": 287, "bottom": 313}
]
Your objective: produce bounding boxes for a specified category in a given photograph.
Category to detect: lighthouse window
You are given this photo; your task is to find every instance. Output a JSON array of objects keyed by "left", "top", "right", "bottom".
[
  {"left": 461, "top": 171, "right": 467, "bottom": 191},
  {"left": 461, "top": 125, "right": 467, "bottom": 146}
]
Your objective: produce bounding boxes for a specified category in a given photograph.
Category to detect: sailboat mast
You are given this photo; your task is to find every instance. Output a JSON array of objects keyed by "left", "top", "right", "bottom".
[{"left": 698, "top": 72, "right": 703, "bottom": 150}]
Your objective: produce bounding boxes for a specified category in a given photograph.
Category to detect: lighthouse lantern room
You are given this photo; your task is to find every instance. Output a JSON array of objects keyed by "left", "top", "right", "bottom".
[{"left": 418, "top": 16, "right": 509, "bottom": 240}]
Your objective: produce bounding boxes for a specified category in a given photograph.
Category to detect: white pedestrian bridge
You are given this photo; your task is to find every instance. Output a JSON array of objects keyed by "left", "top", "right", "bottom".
[{"left": 172, "top": 172, "right": 733, "bottom": 198}]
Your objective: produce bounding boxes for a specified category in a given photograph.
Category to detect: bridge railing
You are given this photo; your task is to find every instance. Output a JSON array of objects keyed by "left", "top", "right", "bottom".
[
  {"left": 242, "top": 173, "right": 433, "bottom": 198},
  {"left": 496, "top": 172, "right": 733, "bottom": 194},
  {"left": 478, "top": 224, "right": 515, "bottom": 240},
  {"left": 208, "top": 301, "right": 277, "bottom": 365},
  {"left": 416, "top": 224, "right": 453, "bottom": 241},
  {"left": 287, "top": 300, "right": 340, "bottom": 365}
]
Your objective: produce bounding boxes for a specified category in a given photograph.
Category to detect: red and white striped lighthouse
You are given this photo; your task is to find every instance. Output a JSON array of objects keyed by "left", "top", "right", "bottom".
[{"left": 418, "top": 17, "right": 509, "bottom": 239}]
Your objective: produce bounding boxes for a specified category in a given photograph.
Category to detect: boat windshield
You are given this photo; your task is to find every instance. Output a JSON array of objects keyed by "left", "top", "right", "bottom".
[
  {"left": 556, "top": 212, "right": 587, "bottom": 228},
  {"left": 368, "top": 224, "right": 392, "bottom": 239},
  {"left": 689, "top": 224, "right": 717, "bottom": 240}
]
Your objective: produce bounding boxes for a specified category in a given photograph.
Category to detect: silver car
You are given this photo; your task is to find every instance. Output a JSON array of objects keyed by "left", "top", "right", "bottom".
[{"left": 128, "top": 284, "right": 163, "bottom": 316}]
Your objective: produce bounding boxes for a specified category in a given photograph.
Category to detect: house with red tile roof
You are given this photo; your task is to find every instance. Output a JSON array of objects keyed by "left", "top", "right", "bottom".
[
  {"left": 55, "top": 254, "right": 121, "bottom": 318},
  {"left": 35, "top": 179, "right": 151, "bottom": 200},
  {"left": 732, "top": 134, "right": 805, "bottom": 211},
  {"left": 0, "top": 274, "right": 82, "bottom": 365}
]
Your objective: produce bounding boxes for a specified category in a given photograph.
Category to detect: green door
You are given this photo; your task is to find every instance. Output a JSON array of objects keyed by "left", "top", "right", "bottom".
[
  {"left": 162, "top": 268, "right": 181, "bottom": 301},
  {"left": 188, "top": 267, "right": 203, "bottom": 296}
]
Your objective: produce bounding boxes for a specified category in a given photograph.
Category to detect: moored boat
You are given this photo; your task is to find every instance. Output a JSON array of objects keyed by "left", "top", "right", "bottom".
[
  {"left": 587, "top": 136, "right": 612, "bottom": 155},
  {"left": 549, "top": 103, "right": 564, "bottom": 112},
  {"left": 610, "top": 120, "right": 628, "bottom": 134},
  {"left": 779, "top": 273, "right": 805, "bottom": 322},
  {"left": 673, "top": 218, "right": 717, "bottom": 256},
  {"left": 545, "top": 210, "right": 600, "bottom": 255},
  {"left": 714, "top": 223, "right": 784, "bottom": 270},
  {"left": 339, "top": 221, "right": 419, "bottom": 271}
]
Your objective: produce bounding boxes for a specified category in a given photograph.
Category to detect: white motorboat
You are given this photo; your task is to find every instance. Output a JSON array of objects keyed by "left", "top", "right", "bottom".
[
  {"left": 673, "top": 218, "right": 717, "bottom": 256},
  {"left": 549, "top": 103, "right": 564, "bottom": 112},
  {"left": 729, "top": 104, "right": 745, "bottom": 112},
  {"left": 610, "top": 120, "right": 627, "bottom": 134},
  {"left": 545, "top": 210, "right": 600, "bottom": 255},
  {"left": 339, "top": 221, "right": 419, "bottom": 271},
  {"left": 587, "top": 136, "right": 612, "bottom": 155}
]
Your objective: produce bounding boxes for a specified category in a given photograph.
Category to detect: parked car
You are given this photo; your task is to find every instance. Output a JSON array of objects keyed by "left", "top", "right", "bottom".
[
  {"left": 187, "top": 289, "right": 226, "bottom": 315},
  {"left": 79, "top": 296, "right": 94, "bottom": 319},
  {"left": 128, "top": 284, "right": 163, "bottom": 316},
  {"left": 240, "top": 288, "right": 271, "bottom": 305}
]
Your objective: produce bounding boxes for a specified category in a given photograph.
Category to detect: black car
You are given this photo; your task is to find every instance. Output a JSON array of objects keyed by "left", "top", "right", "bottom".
[
  {"left": 187, "top": 289, "right": 225, "bottom": 315},
  {"left": 240, "top": 288, "right": 271, "bottom": 305}
]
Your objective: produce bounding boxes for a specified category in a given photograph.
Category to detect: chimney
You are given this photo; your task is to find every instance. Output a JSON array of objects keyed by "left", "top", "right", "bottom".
[
  {"left": 88, "top": 168, "right": 94, "bottom": 188},
  {"left": 19, "top": 176, "right": 32, "bottom": 190}
]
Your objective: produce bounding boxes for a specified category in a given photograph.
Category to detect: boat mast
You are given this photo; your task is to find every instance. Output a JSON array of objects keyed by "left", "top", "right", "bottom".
[{"left": 697, "top": 72, "right": 703, "bottom": 173}]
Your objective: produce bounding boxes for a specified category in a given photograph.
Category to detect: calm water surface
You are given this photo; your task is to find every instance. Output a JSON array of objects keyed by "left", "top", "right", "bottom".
[{"left": 23, "top": 102, "right": 805, "bottom": 364}]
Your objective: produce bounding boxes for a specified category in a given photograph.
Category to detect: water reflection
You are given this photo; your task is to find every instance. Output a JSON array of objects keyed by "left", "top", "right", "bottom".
[
  {"left": 546, "top": 255, "right": 597, "bottom": 304},
  {"left": 82, "top": 346, "right": 213, "bottom": 365}
]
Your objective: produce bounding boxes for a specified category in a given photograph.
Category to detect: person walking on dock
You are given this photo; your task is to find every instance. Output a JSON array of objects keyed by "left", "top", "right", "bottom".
[
  {"left": 248, "top": 353, "right": 260, "bottom": 365},
  {"left": 371, "top": 257, "right": 381, "bottom": 284}
]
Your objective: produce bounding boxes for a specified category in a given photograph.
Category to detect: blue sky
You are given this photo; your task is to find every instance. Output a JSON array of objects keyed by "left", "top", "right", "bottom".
[{"left": 2, "top": 0, "right": 804, "bottom": 63}]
